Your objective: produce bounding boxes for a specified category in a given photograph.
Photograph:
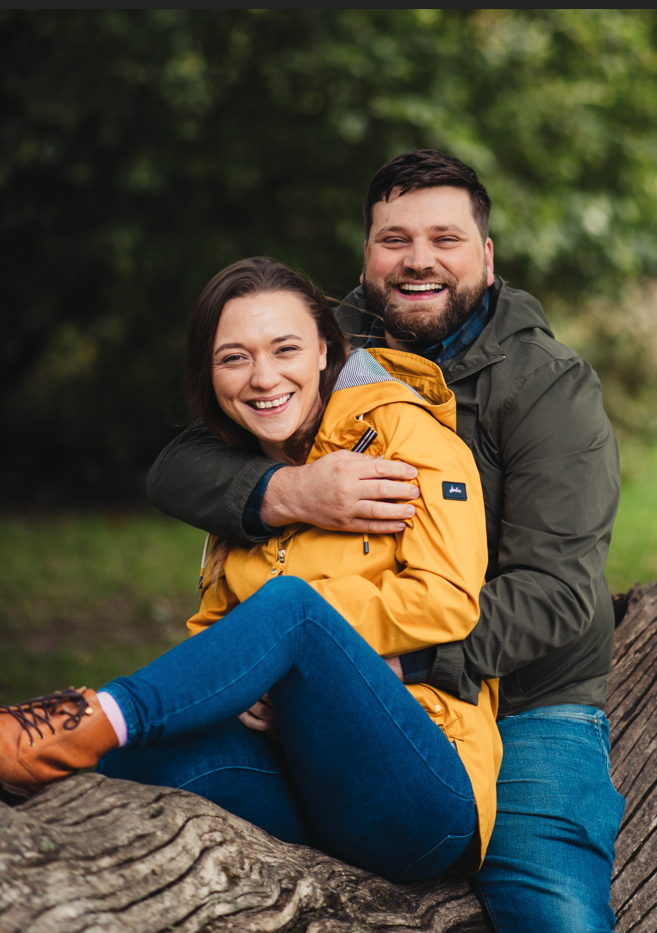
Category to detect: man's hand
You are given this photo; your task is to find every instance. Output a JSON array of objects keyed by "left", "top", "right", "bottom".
[
  {"left": 261, "top": 450, "right": 420, "bottom": 533},
  {"left": 238, "top": 693, "right": 278, "bottom": 732}
]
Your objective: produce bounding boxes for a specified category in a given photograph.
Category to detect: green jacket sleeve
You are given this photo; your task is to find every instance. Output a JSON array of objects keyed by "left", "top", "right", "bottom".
[
  {"left": 146, "top": 422, "right": 279, "bottom": 542},
  {"left": 425, "top": 356, "right": 620, "bottom": 704}
]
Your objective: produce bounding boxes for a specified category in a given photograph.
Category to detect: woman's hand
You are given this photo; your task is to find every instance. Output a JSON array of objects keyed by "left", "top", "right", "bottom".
[{"left": 238, "top": 693, "right": 278, "bottom": 731}]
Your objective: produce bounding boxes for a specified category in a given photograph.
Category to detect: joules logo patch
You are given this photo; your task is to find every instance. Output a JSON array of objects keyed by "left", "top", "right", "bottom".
[{"left": 442, "top": 482, "right": 467, "bottom": 501}]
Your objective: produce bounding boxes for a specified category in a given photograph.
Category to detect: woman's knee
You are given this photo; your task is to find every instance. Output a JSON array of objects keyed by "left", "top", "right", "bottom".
[
  {"left": 264, "top": 575, "right": 317, "bottom": 601},
  {"left": 253, "top": 576, "right": 340, "bottom": 625}
]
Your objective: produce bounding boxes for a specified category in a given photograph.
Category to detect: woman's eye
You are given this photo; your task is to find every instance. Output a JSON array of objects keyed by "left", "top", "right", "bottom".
[
  {"left": 219, "top": 354, "right": 245, "bottom": 364},
  {"left": 276, "top": 345, "right": 299, "bottom": 354}
]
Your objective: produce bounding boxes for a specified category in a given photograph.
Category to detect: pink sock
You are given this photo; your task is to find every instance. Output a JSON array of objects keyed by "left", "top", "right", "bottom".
[{"left": 97, "top": 691, "right": 128, "bottom": 748}]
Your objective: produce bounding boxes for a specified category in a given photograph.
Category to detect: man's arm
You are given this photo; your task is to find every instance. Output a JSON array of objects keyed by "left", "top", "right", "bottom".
[
  {"left": 147, "top": 423, "right": 421, "bottom": 543},
  {"left": 147, "top": 422, "right": 279, "bottom": 540},
  {"left": 404, "top": 357, "right": 620, "bottom": 703}
]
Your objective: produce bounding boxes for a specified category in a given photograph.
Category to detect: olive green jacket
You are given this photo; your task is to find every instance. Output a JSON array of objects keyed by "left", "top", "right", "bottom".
[{"left": 147, "top": 277, "right": 619, "bottom": 716}]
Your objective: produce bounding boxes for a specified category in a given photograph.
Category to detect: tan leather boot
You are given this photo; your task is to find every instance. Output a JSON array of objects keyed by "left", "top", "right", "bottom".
[{"left": 0, "top": 688, "right": 118, "bottom": 797}]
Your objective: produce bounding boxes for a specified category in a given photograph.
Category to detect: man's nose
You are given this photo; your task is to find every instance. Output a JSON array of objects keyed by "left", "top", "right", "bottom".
[{"left": 402, "top": 239, "right": 437, "bottom": 275}]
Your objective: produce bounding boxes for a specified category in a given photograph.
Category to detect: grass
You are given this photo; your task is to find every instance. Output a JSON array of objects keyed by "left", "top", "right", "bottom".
[
  {"left": 606, "top": 443, "right": 657, "bottom": 593},
  {"left": 0, "top": 510, "right": 205, "bottom": 705},
  {"left": 1, "top": 441, "right": 656, "bottom": 705}
]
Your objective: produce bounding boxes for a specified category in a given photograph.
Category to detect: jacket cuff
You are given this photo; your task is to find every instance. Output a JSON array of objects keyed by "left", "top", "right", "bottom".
[
  {"left": 400, "top": 647, "right": 437, "bottom": 684},
  {"left": 429, "top": 642, "right": 481, "bottom": 705},
  {"left": 242, "top": 464, "right": 286, "bottom": 539}
]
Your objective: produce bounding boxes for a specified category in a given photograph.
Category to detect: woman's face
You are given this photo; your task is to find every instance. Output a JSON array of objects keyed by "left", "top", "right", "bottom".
[{"left": 212, "top": 290, "right": 328, "bottom": 458}]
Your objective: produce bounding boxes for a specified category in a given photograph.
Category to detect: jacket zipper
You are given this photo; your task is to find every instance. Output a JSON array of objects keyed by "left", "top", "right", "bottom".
[
  {"left": 269, "top": 420, "right": 380, "bottom": 575},
  {"left": 269, "top": 536, "right": 288, "bottom": 576}
]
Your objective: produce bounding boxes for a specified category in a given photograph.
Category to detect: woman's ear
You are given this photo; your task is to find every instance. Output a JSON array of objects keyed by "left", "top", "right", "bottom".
[{"left": 319, "top": 340, "right": 328, "bottom": 372}]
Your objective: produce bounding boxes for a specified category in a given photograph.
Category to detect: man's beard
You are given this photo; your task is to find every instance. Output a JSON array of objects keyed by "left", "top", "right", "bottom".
[{"left": 362, "top": 268, "right": 488, "bottom": 351}]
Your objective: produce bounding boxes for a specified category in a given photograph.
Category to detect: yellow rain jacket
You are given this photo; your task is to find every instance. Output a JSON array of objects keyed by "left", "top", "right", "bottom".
[{"left": 188, "top": 348, "right": 502, "bottom": 871}]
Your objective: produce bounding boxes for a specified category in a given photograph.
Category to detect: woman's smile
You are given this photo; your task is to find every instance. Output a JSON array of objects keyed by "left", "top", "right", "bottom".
[{"left": 247, "top": 392, "right": 293, "bottom": 412}]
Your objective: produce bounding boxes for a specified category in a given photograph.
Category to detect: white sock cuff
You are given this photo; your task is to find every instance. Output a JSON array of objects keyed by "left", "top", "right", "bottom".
[{"left": 97, "top": 691, "right": 128, "bottom": 748}]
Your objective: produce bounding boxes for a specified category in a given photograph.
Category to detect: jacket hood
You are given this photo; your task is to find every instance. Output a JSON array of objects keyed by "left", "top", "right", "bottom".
[
  {"left": 319, "top": 347, "right": 457, "bottom": 443},
  {"left": 334, "top": 276, "right": 555, "bottom": 385}
]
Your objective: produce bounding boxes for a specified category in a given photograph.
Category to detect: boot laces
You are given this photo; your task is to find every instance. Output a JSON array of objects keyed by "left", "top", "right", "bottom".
[{"left": 0, "top": 689, "right": 89, "bottom": 746}]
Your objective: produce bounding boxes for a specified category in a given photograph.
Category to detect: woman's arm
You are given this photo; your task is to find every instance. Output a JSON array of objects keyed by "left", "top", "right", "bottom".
[{"left": 147, "top": 423, "right": 278, "bottom": 540}]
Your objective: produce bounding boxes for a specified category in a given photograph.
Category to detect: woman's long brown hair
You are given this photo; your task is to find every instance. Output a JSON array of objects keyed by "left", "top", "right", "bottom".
[{"left": 186, "top": 257, "right": 349, "bottom": 580}]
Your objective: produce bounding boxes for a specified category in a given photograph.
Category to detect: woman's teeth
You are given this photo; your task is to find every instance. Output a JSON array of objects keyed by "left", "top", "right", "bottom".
[
  {"left": 251, "top": 393, "right": 291, "bottom": 410},
  {"left": 398, "top": 283, "right": 446, "bottom": 293}
]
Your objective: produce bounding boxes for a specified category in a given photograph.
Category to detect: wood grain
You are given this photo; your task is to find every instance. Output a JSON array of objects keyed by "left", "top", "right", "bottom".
[{"left": 609, "top": 582, "right": 657, "bottom": 933}]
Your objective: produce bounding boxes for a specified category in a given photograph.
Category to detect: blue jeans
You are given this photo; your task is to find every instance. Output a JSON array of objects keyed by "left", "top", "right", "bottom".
[
  {"left": 97, "top": 576, "right": 476, "bottom": 883},
  {"left": 472, "top": 705, "right": 625, "bottom": 933}
]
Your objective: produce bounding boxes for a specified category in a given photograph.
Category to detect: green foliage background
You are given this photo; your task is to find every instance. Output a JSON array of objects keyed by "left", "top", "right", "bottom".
[{"left": 2, "top": 9, "right": 657, "bottom": 501}]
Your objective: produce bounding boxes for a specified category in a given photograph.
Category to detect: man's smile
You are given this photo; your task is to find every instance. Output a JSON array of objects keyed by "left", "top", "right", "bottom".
[{"left": 393, "top": 282, "right": 448, "bottom": 301}]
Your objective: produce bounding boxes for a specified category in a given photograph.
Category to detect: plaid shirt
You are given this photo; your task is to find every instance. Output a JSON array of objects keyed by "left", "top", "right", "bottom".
[{"left": 364, "top": 290, "right": 490, "bottom": 364}]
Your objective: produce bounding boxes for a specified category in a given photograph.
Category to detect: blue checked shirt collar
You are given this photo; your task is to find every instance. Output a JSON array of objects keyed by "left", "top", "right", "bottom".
[{"left": 364, "top": 290, "right": 490, "bottom": 364}]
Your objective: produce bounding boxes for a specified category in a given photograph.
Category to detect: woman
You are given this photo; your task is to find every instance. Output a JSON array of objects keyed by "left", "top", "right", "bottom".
[{"left": 0, "top": 258, "right": 500, "bottom": 882}]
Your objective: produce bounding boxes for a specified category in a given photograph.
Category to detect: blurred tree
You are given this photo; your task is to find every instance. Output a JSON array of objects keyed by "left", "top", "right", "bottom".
[{"left": 1, "top": 9, "right": 656, "bottom": 501}]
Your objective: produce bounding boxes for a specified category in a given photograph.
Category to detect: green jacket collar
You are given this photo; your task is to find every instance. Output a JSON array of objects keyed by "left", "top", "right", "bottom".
[{"left": 334, "top": 276, "right": 555, "bottom": 386}]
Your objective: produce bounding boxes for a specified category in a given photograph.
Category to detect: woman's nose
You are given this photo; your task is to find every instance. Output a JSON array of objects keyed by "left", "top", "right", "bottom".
[{"left": 250, "top": 357, "right": 281, "bottom": 390}]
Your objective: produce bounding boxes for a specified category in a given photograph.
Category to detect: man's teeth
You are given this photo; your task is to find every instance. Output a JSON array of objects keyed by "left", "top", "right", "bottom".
[
  {"left": 252, "top": 394, "right": 291, "bottom": 410},
  {"left": 398, "top": 283, "right": 446, "bottom": 292}
]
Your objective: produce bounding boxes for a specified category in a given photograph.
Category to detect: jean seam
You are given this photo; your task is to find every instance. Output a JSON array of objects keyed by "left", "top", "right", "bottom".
[
  {"left": 503, "top": 705, "right": 602, "bottom": 724},
  {"left": 508, "top": 713, "right": 599, "bottom": 724},
  {"left": 396, "top": 830, "right": 475, "bottom": 884},
  {"left": 178, "top": 764, "right": 285, "bottom": 790},
  {"left": 593, "top": 716, "right": 616, "bottom": 778},
  {"left": 469, "top": 874, "right": 501, "bottom": 933}
]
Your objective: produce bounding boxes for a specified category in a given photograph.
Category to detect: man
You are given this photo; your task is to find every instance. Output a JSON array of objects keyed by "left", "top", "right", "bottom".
[{"left": 148, "top": 150, "right": 624, "bottom": 932}]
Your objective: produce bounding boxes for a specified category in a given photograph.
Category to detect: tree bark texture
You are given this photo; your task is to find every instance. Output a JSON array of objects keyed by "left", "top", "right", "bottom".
[
  {"left": 0, "top": 582, "right": 655, "bottom": 933},
  {"left": 608, "top": 582, "right": 657, "bottom": 933}
]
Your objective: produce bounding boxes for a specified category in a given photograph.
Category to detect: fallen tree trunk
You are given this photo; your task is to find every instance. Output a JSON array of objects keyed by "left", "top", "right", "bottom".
[{"left": 1, "top": 582, "right": 655, "bottom": 933}]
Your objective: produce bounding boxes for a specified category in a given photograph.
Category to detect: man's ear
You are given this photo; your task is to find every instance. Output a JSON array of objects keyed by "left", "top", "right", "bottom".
[
  {"left": 485, "top": 237, "right": 495, "bottom": 286},
  {"left": 360, "top": 241, "right": 368, "bottom": 285}
]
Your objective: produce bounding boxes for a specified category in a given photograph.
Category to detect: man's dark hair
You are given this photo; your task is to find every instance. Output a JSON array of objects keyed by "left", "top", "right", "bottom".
[{"left": 363, "top": 149, "right": 492, "bottom": 241}]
